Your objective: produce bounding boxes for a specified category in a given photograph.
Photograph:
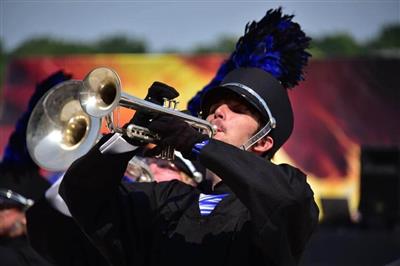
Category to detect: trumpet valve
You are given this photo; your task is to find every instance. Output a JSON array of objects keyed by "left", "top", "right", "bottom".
[
  {"left": 172, "top": 100, "right": 179, "bottom": 110},
  {"left": 162, "top": 98, "right": 179, "bottom": 110},
  {"left": 126, "top": 124, "right": 158, "bottom": 143}
]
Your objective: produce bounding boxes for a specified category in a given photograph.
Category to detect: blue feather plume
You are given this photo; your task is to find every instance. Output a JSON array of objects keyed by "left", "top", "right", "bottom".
[{"left": 187, "top": 7, "right": 311, "bottom": 115}]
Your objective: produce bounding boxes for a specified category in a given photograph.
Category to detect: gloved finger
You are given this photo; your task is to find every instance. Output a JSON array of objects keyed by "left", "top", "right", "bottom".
[
  {"left": 161, "top": 135, "right": 193, "bottom": 155},
  {"left": 125, "top": 82, "right": 178, "bottom": 129},
  {"left": 127, "top": 110, "right": 155, "bottom": 128},
  {"left": 147, "top": 115, "right": 181, "bottom": 135}
]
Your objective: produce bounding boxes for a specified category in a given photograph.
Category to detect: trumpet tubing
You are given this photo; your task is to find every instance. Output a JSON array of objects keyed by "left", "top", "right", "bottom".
[
  {"left": 26, "top": 66, "right": 216, "bottom": 172},
  {"left": 119, "top": 92, "right": 216, "bottom": 138},
  {"left": 80, "top": 67, "right": 217, "bottom": 142}
]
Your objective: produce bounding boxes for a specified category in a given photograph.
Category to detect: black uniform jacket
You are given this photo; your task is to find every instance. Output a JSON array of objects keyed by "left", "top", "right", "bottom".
[
  {"left": 0, "top": 236, "right": 53, "bottom": 266},
  {"left": 60, "top": 138, "right": 319, "bottom": 266},
  {"left": 26, "top": 197, "right": 109, "bottom": 266}
]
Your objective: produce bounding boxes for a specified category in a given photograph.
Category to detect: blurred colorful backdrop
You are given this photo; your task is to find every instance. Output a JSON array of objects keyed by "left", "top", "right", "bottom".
[{"left": 0, "top": 55, "right": 398, "bottom": 218}]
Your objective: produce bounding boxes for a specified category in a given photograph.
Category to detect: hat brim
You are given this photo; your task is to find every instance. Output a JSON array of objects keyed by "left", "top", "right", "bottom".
[{"left": 200, "top": 85, "right": 268, "bottom": 122}]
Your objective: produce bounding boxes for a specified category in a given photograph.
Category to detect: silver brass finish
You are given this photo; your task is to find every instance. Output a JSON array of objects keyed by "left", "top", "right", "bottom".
[
  {"left": 26, "top": 80, "right": 101, "bottom": 171},
  {"left": 80, "top": 67, "right": 217, "bottom": 154},
  {"left": 27, "top": 67, "right": 216, "bottom": 171}
]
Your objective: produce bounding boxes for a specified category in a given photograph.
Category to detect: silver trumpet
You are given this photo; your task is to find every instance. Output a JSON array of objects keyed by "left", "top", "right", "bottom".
[
  {"left": 27, "top": 67, "right": 216, "bottom": 171},
  {"left": 80, "top": 67, "right": 216, "bottom": 144}
]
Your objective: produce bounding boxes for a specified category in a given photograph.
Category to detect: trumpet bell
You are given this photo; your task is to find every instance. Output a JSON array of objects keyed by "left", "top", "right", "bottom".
[
  {"left": 80, "top": 67, "right": 121, "bottom": 118},
  {"left": 27, "top": 80, "right": 101, "bottom": 171}
]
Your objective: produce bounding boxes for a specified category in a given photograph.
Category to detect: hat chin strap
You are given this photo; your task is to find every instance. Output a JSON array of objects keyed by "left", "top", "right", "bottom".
[{"left": 241, "top": 119, "right": 275, "bottom": 151}]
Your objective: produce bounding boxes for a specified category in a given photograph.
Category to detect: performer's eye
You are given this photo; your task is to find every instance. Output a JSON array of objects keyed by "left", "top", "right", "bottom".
[
  {"left": 230, "top": 103, "right": 250, "bottom": 115},
  {"left": 208, "top": 105, "right": 217, "bottom": 115}
]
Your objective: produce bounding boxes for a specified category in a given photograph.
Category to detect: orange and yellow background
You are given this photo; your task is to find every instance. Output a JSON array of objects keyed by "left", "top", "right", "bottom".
[{"left": 0, "top": 55, "right": 398, "bottom": 219}]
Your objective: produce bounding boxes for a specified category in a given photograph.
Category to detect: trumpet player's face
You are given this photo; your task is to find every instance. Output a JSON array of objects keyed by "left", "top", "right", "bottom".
[{"left": 206, "top": 95, "right": 261, "bottom": 148}]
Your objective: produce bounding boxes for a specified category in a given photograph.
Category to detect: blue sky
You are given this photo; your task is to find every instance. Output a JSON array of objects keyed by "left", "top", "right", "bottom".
[{"left": 1, "top": 0, "right": 399, "bottom": 52}]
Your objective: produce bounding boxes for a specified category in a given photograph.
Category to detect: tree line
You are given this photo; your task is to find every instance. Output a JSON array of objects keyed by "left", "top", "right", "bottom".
[
  {"left": 0, "top": 23, "right": 399, "bottom": 91},
  {"left": 1, "top": 23, "right": 399, "bottom": 57}
]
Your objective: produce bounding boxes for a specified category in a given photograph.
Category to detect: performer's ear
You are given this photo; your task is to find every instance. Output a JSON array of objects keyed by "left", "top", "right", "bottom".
[{"left": 251, "top": 136, "right": 274, "bottom": 155}]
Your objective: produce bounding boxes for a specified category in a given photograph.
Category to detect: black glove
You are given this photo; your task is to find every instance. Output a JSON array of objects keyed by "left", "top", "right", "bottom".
[
  {"left": 125, "top": 81, "right": 179, "bottom": 128},
  {"left": 146, "top": 115, "right": 209, "bottom": 159}
]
